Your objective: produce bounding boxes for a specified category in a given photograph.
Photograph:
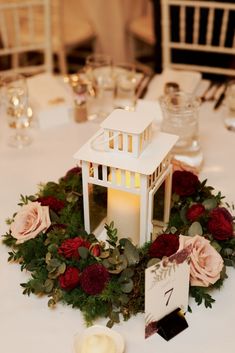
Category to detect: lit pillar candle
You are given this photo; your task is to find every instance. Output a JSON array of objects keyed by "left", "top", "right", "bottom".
[{"left": 107, "top": 170, "right": 140, "bottom": 244}]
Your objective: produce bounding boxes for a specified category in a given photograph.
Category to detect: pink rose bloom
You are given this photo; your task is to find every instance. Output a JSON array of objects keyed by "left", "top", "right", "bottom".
[
  {"left": 179, "top": 235, "right": 223, "bottom": 287},
  {"left": 10, "top": 201, "right": 51, "bottom": 244}
]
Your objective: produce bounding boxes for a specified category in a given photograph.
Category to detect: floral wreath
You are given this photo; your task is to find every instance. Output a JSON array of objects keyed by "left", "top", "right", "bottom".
[{"left": 2, "top": 167, "right": 235, "bottom": 327}]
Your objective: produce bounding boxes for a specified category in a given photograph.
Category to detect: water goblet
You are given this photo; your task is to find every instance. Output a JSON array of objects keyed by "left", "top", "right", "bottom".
[
  {"left": 85, "top": 53, "right": 115, "bottom": 121},
  {"left": 2, "top": 73, "right": 32, "bottom": 148}
]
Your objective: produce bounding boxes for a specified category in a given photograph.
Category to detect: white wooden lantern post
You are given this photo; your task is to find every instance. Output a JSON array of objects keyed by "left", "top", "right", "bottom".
[{"left": 74, "top": 109, "right": 178, "bottom": 245}]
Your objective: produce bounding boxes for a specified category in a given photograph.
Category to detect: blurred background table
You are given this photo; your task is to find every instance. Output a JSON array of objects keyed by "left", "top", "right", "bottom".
[{"left": 0, "top": 77, "right": 235, "bottom": 352}]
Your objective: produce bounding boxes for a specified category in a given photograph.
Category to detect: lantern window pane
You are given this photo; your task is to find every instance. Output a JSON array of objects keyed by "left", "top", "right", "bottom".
[
  {"left": 88, "top": 183, "right": 107, "bottom": 234},
  {"left": 128, "top": 134, "right": 132, "bottom": 153}
]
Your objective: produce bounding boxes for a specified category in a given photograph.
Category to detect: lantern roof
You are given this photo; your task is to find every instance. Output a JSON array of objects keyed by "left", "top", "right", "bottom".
[
  {"left": 74, "top": 128, "right": 178, "bottom": 175},
  {"left": 100, "top": 109, "right": 153, "bottom": 134}
]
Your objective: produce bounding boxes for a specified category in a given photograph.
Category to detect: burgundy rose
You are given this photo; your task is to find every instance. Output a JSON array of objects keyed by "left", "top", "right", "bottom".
[
  {"left": 65, "top": 167, "right": 82, "bottom": 178},
  {"left": 58, "top": 237, "right": 91, "bottom": 259},
  {"left": 37, "top": 196, "right": 65, "bottom": 213},
  {"left": 80, "top": 263, "right": 109, "bottom": 295},
  {"left": 58, "top": 266, "right": 80, "bottom": 291},
  {"left": 207, "top": 207, "right": 234, "bottom": 240},
  {"left": 186, "top": 204, "right": 206, "bottom": 222},
  {"left": 172, "top": 171, "right": 199, "bottom": 197},
  {"left": 149, "top": 234, "right": 179, "bottom": 259},
  {"left": 90, "top": 244, "right": 101, "bottom": 257}
]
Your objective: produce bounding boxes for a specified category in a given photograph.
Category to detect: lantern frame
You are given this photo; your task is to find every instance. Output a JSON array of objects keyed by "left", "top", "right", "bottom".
[{"left": 74, "top": 109, "right": 178, "bottom": 245}]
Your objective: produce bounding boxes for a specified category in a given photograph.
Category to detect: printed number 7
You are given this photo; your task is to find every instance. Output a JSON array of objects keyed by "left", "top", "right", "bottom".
[{"left": 164, "top": 288, "right": 174, "bottom": 306}]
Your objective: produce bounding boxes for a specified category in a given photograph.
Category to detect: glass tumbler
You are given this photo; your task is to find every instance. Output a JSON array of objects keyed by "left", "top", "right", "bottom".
[{"left": 159, "top": 91, "right": 202, "bottom": 167}]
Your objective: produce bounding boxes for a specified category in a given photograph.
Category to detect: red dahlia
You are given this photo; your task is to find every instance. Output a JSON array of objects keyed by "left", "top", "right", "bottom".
[
  {"left": 80, "top": 263, "right": 109, "bottom": 295},
  {"left": 149, "top": 233, "right": 179, "bottom": 259},
  {"left": 172, "top": 170, "right": 199, "bottom": 197},
  {"left": 207, "top": 207, "right": 234, "bottom": 240},
  {"left": 58, "top": 266, "right": 80, "bottom": 291},
  {"left": 37, "top": 196, "right": 65, "bottom": 213},
  {"left": 58, "top": 237, "right": 91, "bottom": 259},
  {"left": 186, "top": 203, "right": 205, "bottom": 222}
]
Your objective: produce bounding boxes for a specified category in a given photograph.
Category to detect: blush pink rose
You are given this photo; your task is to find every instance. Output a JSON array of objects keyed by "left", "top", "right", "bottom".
[
  {"left": 179, "top": 235, "right": 223, "bottom": 287},
  {"left": 10, "top": 201, "right": 51, "bottom": 244}
]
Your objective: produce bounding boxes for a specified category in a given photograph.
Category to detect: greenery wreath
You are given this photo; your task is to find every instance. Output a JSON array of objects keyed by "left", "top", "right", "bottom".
[{"left": 2, "top": 167, "right": 235, "bottom": 327}]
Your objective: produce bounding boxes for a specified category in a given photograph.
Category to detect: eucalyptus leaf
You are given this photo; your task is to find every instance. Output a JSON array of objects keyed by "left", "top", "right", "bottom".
[
  {"left": 44, "top": 279, "right": 54, "bottom": 293},
  {"left": 120, "top": 279, "right": 133, "bottom": 293},
  {"left": 66, "top": 192, "right": 79, "bottom": 203},
  {"left": 123, "top": 239, "right": 139, "bottom": 265},
  {"left": 78, "top": 246, "right": 89, "bottom": 259},
  {"left": 180, "top": 206, "right": 188, "bottom": 224},
  {"left": 48, "top": 298, "right": 55, "bottom": 308},
  {"left": 119, "top": 294, "right": 129, "bottom": 305},
  {"left": 188, "top": 221, "right": 203, "bottom": 236},
  {"left": 147, "top": 258, "right": 161, "bottom": 268},
  {"left": 109, "top": 311, "right": 120, "bottom": 323},
  {"left": 102, "top": 259, "right": 111, "bottom": 269},
  {"left": 58, "top": 263, "right": 66, "bottom": 275},
  {"left": 47, "top": 244, "right": 58, "bottom": 253},
  {"left": 203, "top": 198, "right": 218, "bottom": 210},
  {"left": 120, "top": 268, "right": 134, "bottom": 279}
]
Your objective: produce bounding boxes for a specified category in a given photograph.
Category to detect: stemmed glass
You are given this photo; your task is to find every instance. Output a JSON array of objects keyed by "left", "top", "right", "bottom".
[
  {"left": 1, "top": 73, "right": 32, "bottom": 148},
  {"left": 85, "top": 54, "right": 115, "bottom": 121}
]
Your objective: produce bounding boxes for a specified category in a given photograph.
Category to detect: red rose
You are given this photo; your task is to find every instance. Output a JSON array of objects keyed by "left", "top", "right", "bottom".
[
  {"left": 58, "top": 237, "right": 91, "bottom": 259},
  {"left": 186, "top": 204, "right": 205, "bottom": 222},
  {"left": 37, "top": 196, "right": 65, "bottom": 213},
  {"left": 58, "top": 266, "right": 80, "bottom": 291},
  {"left": 207, "top": 207, "right": 234, "bottom": 240},
  {"left": 80, "top": 263, "right": 109, "bottom": 295},
  {"left": 90, "top": 244, "right": 101, "bottom": 257},
  {"left": 149, "top": 234, "right": 179, "bottom": 259},
  {"left": 172, "top": 171, "right": 199, "bottom": 196},
  {"left": 65, "top": 167, "right": 82, "bottom": 178}
]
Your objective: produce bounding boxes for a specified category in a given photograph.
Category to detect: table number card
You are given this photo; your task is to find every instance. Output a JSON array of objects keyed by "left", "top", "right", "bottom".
[{"left": 145, "top": 245, "right": 192, "bottom": 340}]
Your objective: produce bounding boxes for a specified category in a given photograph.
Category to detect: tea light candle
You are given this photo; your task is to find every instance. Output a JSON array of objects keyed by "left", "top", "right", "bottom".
[{"left": 78, "top": 334, "right": 116, "bottom": 353}]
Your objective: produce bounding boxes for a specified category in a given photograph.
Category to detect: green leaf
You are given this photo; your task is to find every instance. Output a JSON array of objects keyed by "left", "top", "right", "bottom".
[
  {"left": 202, "top": 198, "right": 218, "bottom": 210},
  {"left": 123, "top": 239, "right": 139, "bottom": 266},
  {"left": 147, "top": 258, "right": 161, "bottom": 268},
  {"left": 120, "top": 279, "right": 133, "bottom": 293},
  {"left": 188, "top": 221, "right": 203, "bottom": 236},
  {"left": 78, "top": 246, "right": 89, "bottom": 259},
  {"left": 44, "top": 279, "right": 54, "bottom": 293}
]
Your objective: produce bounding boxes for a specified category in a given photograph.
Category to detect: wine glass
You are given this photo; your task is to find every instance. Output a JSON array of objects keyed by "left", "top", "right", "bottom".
[
  {"left": 85, "top": 54, "right": 115, "bottom": 121},
  {"left": 2, "top": 73, "right": 32, "bottom": 148}
]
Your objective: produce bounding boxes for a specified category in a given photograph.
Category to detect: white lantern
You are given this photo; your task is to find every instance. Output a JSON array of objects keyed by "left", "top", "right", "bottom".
[{"left": 74, "top": 109, "right": 178, "bottom": 245}]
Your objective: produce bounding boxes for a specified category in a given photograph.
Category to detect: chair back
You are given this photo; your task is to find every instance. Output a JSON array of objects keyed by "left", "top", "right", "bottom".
[
  {"left": 0, "top": 0, "right": 53, "bottom": 75},
  {"left": 161, "top": 0, "right": 235, "bottom": 76}
]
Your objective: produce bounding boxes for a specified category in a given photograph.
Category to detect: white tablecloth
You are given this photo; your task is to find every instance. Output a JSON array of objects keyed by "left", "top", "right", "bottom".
[{"left": 0, "top": 82, "right": 235, "bottom": 353}]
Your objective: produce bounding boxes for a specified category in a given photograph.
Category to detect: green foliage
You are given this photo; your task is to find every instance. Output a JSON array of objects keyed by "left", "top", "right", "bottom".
[
  {"left": 1, "top": 167, "right": 235, "bottom": 327},
  {"left": 189, "top": 287, "right": 215, "bottom": 308}
]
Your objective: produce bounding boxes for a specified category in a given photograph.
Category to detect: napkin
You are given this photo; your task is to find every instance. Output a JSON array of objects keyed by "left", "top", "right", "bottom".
[
  {"left": 145, "top": 68, "right": 202, "bottom": 100},
  {"left": 27, "top": 73, "right": 73, "bottom": 129}
]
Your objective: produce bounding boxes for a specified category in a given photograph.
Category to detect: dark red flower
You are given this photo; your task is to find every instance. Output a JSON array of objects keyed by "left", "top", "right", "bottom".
[
  {"left": 58, "top": 266, "right": 80, "bottom": 291},
  {"left": 172, "top": 171, "right": 199, "bottom": 197},
  {"left": 58, "top": 237, "right": 91, "bottom": 259},
  {"left": 80, "top": 263, "right": 109, "bottom": 295},
  {"left": 37, "top": 196, "right": 65, "bottom": 213},
  {"left": 207, "top": 207, "right": 234, "bottom": 240},
  {"left": 186, "top": 203, "right": 205, "bottom": 222},
  {"left": 65, "top": 167, "right": 82, "bottom": 178},
  {"left": 149, "top": 234, "right": 179, "bottom": 259}
]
